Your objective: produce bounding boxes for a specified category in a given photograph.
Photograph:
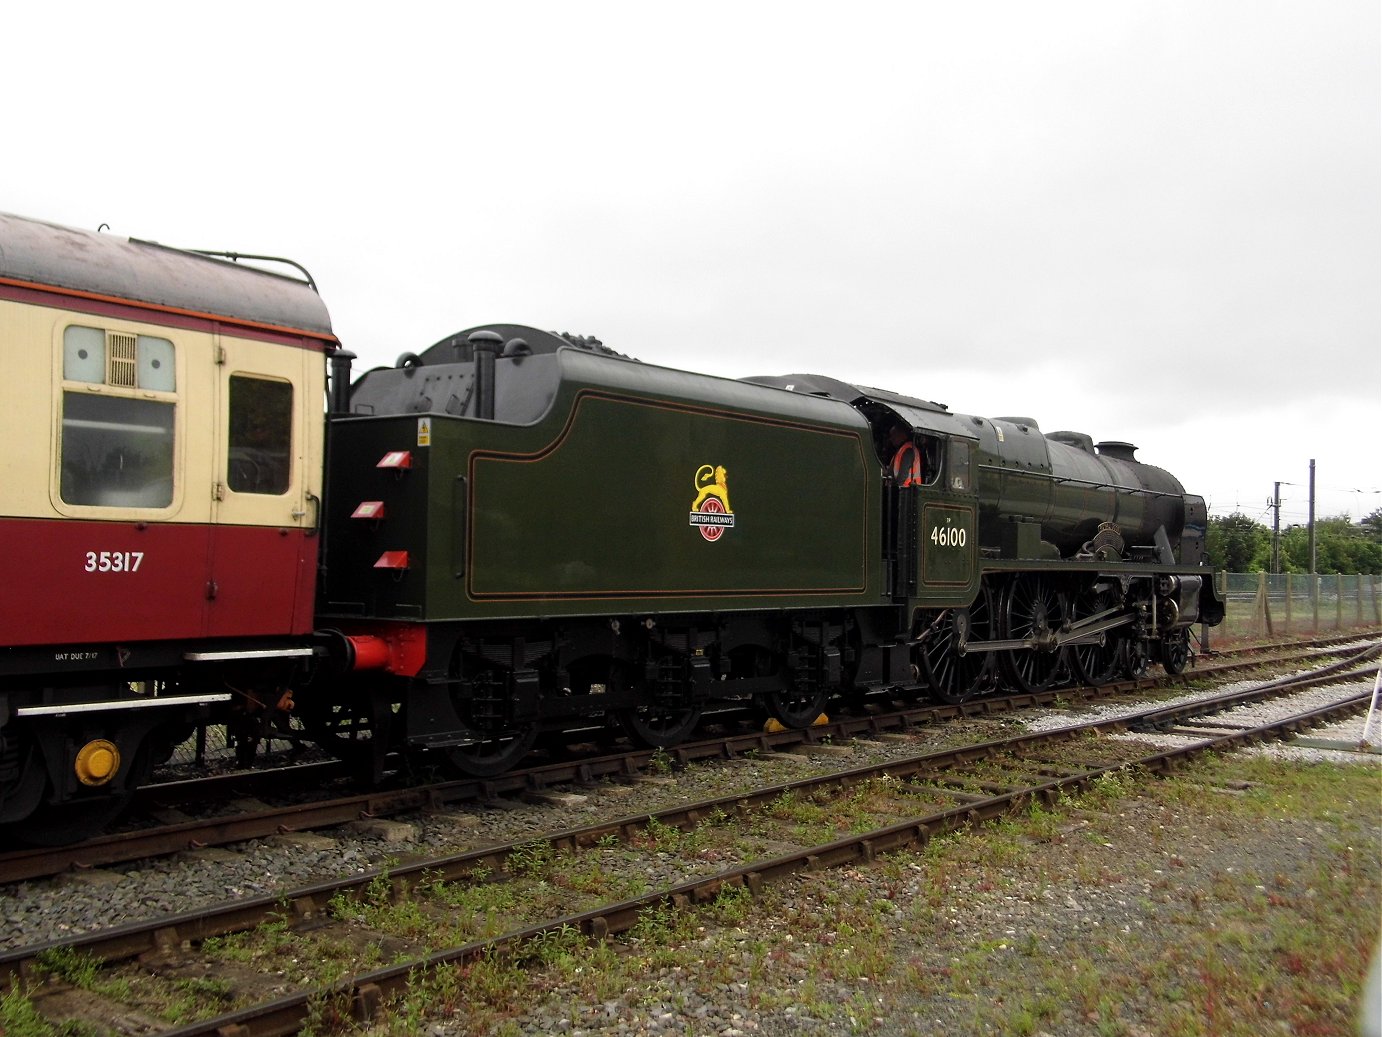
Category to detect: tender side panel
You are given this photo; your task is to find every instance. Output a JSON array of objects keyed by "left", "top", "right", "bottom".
[
  {"left": 465, "top": 390, "right": 873, "bottom": 604},
  {"left": 318, "top": 390, "right": 881, "bottom": 622}
]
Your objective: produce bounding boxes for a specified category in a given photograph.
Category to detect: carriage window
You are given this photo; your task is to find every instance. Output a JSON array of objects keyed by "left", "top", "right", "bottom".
[
  {"left": 63, "top": 326, "right": 175, "bottom": 390},
  {"left": 62, "top": 326, "right": 105, "bottom": 383},
  {"left": 228, "top": 376, "right": 293, "bottom": 495},
  {"left": 60, "top": 326, "right": 177, "bottom": 508},
  {"left": 60, "top": 393, "right": 175, "bottom": 507}
]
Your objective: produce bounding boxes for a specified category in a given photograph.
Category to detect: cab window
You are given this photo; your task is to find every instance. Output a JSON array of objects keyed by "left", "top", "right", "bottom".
[
  {"left": 947, "top": 440, "right": 971, "bottom": 492},
  {"left": 228, "top": 375, "right": 293, "bottom": 495},
  {"left": 59, "top": 326, "right": 176, "bottom": 507}
]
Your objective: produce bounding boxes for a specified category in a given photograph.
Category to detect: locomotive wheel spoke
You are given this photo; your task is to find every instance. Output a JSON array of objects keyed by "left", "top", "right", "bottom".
[
  {"left": 918, "top": 582, "right": 995, "bottom": 704},
  {"left": 1000, "top": 575, "right": 1069, "bottom": 694}
]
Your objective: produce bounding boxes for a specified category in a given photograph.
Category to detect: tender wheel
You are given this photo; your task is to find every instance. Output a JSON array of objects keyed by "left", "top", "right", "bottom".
[
  {"left": 918, "top": 582, "right": 995, "bottom": 704},
  {"left": 619, "top": 656, "right": 702, "bottom": 748},
  {"left": 445, "top": 723, "right": 538, "bottom": 778},
  {"left": 763, "top": 655, "right": 830, "bottom": 730},
  {"left": 1160, "top": 629, "right": 1191, "bottom": 675},
  {"left": 444, "top": 654, "right": 540, "bottom": 778},
  {"left": 1000, "top": 575, "right": 1070, "bottom": 694},
  {"left": 300, "top": 685, "right": 393, "bottom": 784},
  {"left": 762, "top": 680, "right": 829, "bottom": 730},
  {"left": 623, "top": 705, "right": 701, "bottom": 748},
  {"left": 1070, "top": 585, "right": 1122, "bottom": 687}
]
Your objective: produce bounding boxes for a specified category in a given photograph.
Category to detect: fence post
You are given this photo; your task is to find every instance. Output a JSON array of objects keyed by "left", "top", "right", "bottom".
[
  {"left": 1312, "top": 573, "right": 1320, "bottom": 633},
  {"left": 1335, "top": 573, "right": 1343, "bottom": 630},
  {"left": 1358, "top": 574, "right": 1365, "bottom": 627},
  {"left": 1251, "top": 572, "right": 1268, "bottom": 637},
  {"left": 1284, "top": 573, "right": 1292, "bottom": 635}
]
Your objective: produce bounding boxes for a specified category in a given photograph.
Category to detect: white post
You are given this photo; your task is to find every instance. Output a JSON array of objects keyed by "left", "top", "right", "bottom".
[{"left": 1362, "top": 666, "right": 1382, "bottom": 750}]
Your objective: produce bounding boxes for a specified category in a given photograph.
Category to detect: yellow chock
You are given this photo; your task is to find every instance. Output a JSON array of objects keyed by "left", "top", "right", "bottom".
[
  {"left": 763, "top": 714, "right": 830, "bottom": 734},
  {"left": 75, "top": 739, "right": 121, "bottom": 786}
]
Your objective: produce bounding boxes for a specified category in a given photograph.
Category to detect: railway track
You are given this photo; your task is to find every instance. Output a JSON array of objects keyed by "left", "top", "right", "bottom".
[
  {"left": 1, "top": 632, "right": 1374, "bottom": 886},
  {"left": 0, "top": 644, "right": 1376, "bottom": 1036}
]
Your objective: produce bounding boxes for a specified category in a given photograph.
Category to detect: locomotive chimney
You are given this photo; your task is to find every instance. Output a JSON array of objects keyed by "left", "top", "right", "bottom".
[{"left": 468, "top": 330, "right": 503, "bottom": 420}]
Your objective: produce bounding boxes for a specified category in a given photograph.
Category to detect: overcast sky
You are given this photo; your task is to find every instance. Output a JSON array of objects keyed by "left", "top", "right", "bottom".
[{"left": 8, "top": 2, "right": 1379, "bottom": 524}]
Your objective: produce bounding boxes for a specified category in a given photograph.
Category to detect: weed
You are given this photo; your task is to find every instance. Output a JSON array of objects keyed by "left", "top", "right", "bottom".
[
  {"left": 507, "top": 839, "right": 556, "bottom": 879},
  {"left": 36, "top": 946, "right": 130, "bottom": 1001}
]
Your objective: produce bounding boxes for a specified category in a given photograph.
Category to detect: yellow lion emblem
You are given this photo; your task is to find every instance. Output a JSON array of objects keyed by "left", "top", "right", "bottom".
[{"left": 691, "top": 464, "right": 732, "bottom": 513}]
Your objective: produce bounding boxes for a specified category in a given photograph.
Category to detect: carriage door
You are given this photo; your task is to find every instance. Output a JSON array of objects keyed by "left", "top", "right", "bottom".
[{"left": 206, "top": 336, "right": 317, "bottom": 637}]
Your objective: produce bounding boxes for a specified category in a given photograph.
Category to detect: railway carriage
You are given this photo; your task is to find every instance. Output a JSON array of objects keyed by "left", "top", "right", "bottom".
[
  {"left": 0, "top": 212, "right": 1224, "bottom": 842},
  {"left": 0, "top": 214, "right": 334, "bottom": 840}
]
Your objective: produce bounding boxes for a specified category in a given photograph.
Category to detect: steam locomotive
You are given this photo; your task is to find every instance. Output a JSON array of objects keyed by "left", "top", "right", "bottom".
[{"left": 0, "top": 213, "right": 1223, "bottom": 843}]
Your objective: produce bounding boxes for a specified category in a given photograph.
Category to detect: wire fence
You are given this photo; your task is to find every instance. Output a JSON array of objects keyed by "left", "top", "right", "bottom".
[{"left": 1216, "top": 572, "right": 1382, "bottom": 642}]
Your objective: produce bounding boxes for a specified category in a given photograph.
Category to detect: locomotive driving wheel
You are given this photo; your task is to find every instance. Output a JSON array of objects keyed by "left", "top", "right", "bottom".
[
  {"left": 1000, "top": 574, "right": 1070, "bottom": 694},
  {"left": 1069, "top": 585, "right": 1123, "bottom": 687},
  {"left": 917, "top": 582, "right": 995, "bottom": 704}
]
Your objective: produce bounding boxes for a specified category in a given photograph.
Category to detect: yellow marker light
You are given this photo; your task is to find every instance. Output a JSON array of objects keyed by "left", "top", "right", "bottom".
[{"left": 75, "top": 739, "right": 121, "bottom": 786}]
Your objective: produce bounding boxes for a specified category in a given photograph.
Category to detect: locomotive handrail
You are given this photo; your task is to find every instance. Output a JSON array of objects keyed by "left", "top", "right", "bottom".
[{"left": 975, "top": 464, "right": 1184, "bottom": 499}]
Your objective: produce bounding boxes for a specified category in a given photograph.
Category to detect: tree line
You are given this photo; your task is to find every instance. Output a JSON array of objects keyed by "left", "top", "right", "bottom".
[{"left": 1205, "top": 509, "right": 1382, "bottom": 574}]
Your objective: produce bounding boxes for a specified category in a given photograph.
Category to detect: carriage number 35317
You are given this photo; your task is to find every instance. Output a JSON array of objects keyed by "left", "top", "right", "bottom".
[
  {"left": 85, "top": 551, "right": 145, "bottom": 573},
  {"left": 929, "top": 525, "right": 967, "bottom": 548}
]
